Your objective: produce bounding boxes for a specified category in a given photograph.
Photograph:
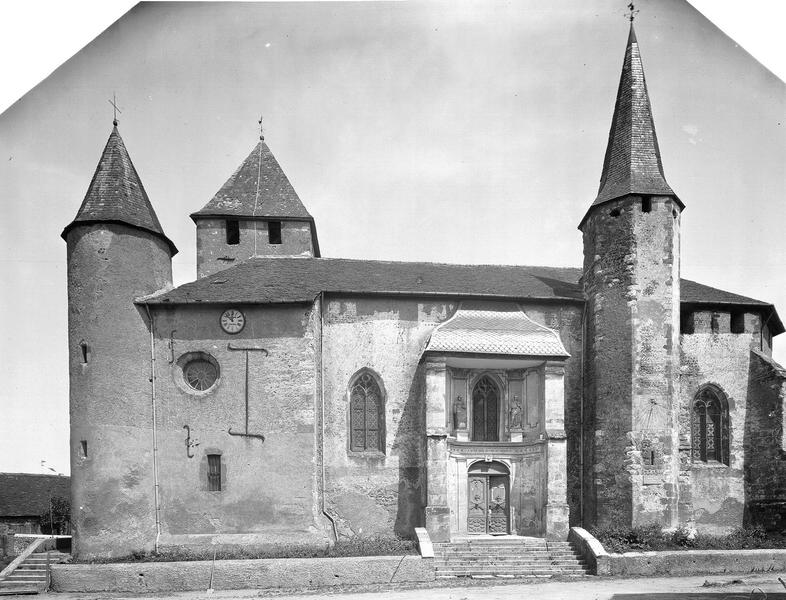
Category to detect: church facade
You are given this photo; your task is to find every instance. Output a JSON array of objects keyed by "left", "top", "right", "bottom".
[{"left": 63, "top": 24, "right": 786, "bottom": 559}]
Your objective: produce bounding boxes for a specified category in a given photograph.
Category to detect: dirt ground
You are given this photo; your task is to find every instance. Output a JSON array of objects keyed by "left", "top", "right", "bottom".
[{"left": 42, "top": 572, "right": 786, "bottom": 600}]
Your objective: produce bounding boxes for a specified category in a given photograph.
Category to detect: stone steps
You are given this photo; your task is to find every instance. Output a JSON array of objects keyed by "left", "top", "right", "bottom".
[
  {"left": 433, "top": 537, "right": 590, "bottom": 579},
  {"left": 0, "top": 550, "right": 70, "bottom": 595}
]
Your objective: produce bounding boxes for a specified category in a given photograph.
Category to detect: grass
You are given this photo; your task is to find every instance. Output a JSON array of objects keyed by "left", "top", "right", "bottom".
[
  {"left": 590, "top": 523, "right": 786, "bottom": 553},
  {"left": 76, "top": 536, "right": 418, "bottom": 564}
]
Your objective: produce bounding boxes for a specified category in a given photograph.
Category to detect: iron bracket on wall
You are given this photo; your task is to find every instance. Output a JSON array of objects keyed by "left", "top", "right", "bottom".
[
  {"left": 227, "top": 343, "right": 268, "bottom": 441},
  {"left": 183, "top": 424, "right": 199, "bottom": 458}
]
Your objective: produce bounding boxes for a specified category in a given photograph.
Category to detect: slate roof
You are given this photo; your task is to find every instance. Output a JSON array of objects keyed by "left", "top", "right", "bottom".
[
  {"left": 682, "top": 280, "right": 784, "bottom": 334},
  {"left": 61, "top": 125, "right": 178, "bottom": 255},
  {"left": 139, "top": 257, "right": 783, "bottom": 335},
  {"left": 191, "top": 140, "right": 313, "bottom": 220},
  {"left": 140, "top": 257, "right": 585, "bottom": 304},
  {"left": 426, "top": 302, "right": 570, "bottom": 357},
  {"left": 0, "top": 474, "right": 70, "bottom": 517},
  {"left": 581, "top": 24, "right": 681, "bottom": 227}
]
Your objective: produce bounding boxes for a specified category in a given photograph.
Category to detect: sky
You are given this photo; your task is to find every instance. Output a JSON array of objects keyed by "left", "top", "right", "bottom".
[{"left": 0, "top": 1, "right": 784, "bottom": 476}]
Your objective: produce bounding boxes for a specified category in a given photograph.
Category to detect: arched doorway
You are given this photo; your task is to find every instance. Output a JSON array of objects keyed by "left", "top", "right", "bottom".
[
  {"left": 467, "top": 461, "right": 510, "bottom": 534},
  {"left": 472, "top": 374, "right": 500, "bottom": 441}
]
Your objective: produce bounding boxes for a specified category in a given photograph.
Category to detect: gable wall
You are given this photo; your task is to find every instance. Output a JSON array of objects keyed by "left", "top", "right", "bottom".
[{"left": 149, "top": 303, "right": 328, "bottom": 551}]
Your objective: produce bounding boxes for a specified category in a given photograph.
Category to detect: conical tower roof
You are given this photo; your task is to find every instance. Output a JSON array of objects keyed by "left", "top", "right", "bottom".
[
  {"left": 191, "top": 139, "right": 312, "bottom": 220},
  {"left": 62, "top": 125, "right": 177, "bottom": 255},
  {"left": 580, "top": 24, "right": 681, "bottom": 226}
]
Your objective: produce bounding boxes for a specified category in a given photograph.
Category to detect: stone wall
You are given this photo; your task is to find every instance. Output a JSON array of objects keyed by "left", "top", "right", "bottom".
[
  {"left": 195, "top": 218, "right": 314, "bottom": 278},
  {"left": 581, "top": 195, "right": 682, "bottom": 528},
  {"left": 51, "top": 555, "right": 434, "bottom": 593},
  {"left": 744, "top": 350, "right": 786, "bottom": 529},
  {"left": 679, "top": 332, "right": 786, "bottom": 532}
]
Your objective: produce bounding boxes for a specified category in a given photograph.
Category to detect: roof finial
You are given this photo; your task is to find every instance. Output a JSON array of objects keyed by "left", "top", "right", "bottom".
[
  {"left": 258, "top": 115, "right": 265, "bottom": 141},
  {"left": 108, "top": 93, "right": 122, "bottom": 127},
  {"left": 626, "top": 2, "right": 639, "bottom": 22}
]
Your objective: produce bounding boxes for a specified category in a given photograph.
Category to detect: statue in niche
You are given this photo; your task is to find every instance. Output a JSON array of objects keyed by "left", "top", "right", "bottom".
[
  {"left": 453, "top": 395, "right": 467, "bottom": 430},
  {"left": 509, "top": 395, "right": 522, "bottom": 429}
]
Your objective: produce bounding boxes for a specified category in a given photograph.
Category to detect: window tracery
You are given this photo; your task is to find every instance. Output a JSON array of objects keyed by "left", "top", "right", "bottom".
[
  {"left": 692, "top": 385, "right": 729, "bottom": 465},
  {"left": 349, "top": 370, "right": 385, "bottom": 453}
]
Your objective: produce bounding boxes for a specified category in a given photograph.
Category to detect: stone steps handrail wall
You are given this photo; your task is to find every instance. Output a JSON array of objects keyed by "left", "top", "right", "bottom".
[{"left": 0, "top": 538, "right": 46, "bottom": 581}]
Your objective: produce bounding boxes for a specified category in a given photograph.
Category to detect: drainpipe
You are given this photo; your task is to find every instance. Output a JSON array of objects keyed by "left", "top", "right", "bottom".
[
  {"left": 144, "top": 304, "right": 162, "bottom": 553},
  {"left": 579, "top": 300, "right": 587, "bottom": 527},
  {"left": 318, "top": 292, "right": 338, "bottom": 542}
]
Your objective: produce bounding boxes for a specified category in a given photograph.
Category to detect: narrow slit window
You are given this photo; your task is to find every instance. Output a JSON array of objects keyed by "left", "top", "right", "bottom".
[
  {"left": 268, "top": 221, "right": 282, "bottom": 245},
  {"left": 207, "top": 454, "right": 222, "bottom": 491},
  {"left": 80, "top": 340, "right": 89, "bottom": 364},
  {"left": 80, "top": 440, "right": 88, "bottom": 458},
  {"left": 730, "top": 311, "right": 745, "bottom": 334},
  {"left": 642, "top": 197, "right": 652, "bottom": 213},
  {"left": 711, "top": 312, "right": 720, "bottom": 334},
  {"left": 226, "top": 220, "right": 240, "bottom": 245}
]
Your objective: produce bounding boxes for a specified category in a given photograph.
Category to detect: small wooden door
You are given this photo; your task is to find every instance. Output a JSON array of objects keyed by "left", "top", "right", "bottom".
[{"left": 467, "top": 464, "right": 510, "bottom": 534}]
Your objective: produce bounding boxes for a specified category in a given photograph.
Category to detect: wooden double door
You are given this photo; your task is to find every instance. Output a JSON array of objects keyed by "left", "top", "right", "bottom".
[{"left": 468, "top": 469, "right": 509, "bottom": 534}]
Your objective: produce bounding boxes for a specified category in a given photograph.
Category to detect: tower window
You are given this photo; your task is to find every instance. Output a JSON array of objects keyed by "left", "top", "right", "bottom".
[
  {"left": 80, "top": 440, "right": 88, "bottom": 458},
  {"left": 268, "top": 221, "right": 282, "bottom": 245},
  {"left": 642, "top": 197, "right": 652, "bottom": 213},
  {"left": 79, "top": 340, "right": 89, "bottom": 364},
  {"left": 207, "top": 454, "right": 222, "bottom": 491},
  {"left": 226, "top": 220, "right": 240, "bottom": 245}
]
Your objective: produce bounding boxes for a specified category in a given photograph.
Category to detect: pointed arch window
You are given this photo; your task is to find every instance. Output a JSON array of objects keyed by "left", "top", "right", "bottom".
[
  {"left": 472, "top": 375, "right": 500, "bottom": 442},
  {"left": 692, "top": 385, "right": 730, "bottom": 465},
  {"left": 349, "top": 370, "right": 385, "bottom": 453}
]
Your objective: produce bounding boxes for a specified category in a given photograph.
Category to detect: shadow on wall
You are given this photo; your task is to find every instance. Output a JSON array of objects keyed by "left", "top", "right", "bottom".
[
  {"left": 393, "top": 363, "right": 426, "bottom": 538},
  {"left": 744, "top": 350, "right": 786, "bottom": 530}
]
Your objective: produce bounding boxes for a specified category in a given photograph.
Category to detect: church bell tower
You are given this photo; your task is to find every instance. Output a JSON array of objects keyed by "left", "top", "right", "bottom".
[{"left": 579, "top": 23, "right": 684, "bottom": 528}]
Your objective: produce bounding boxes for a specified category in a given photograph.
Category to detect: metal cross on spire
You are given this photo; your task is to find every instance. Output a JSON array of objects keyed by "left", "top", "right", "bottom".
[
  {"left": 108, "top": 93, "right": 122, "bottom": 126},
  {"left": 626, "top": 2, "right": 639, "bottom": 22},
  {"left": 258, "top": 114, "right": 265, "bottom": 141}
]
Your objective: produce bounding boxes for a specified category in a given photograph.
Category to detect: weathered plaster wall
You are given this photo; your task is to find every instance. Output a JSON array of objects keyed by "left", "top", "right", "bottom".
[
  {"left": 66, "top": 224, "right": 173, "bottom": 559},
  {"left": 150, "top": 303, "right": 329, "bottom": 551},
  {"left": 321, "top": 297, "right": 454, "bottom": 539},
  {"left": 581, "top": 196, "right": 681, "bottom": 528},
  {"left": 196, "top": 218, "right": 314, "bottom": 278},
  {"left": 519, "top": 304, "right": 583, "bottom": 526},
  {"left": 679, "top": 333, "right": 756, "bottom": 533}
]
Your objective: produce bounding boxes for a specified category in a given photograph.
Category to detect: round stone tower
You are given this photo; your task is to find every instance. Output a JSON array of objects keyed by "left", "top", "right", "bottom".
[
  {"left": 62, "top": 123, "right": 176, "bottom": 558},
  {"left": 579, "top": 24, "right": 684, "bottom": 529}
]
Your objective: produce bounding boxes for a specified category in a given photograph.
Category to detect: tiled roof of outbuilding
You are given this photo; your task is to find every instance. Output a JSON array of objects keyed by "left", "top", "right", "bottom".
[
  {"left": 0, "top": 474, "right": 69, "bottom": 517},
  {"left": 61, "top": 126, "right": 177, "bottom": 255},
  {"left": 140, "top": 257, "right": 585, "bottom": 304},
  {"left": 191, "top": 140, "right": 313, "bottom": 220},
  {"left": 426, "top": 302, "right": 570, "bottom": 357},
  {"left": 581, "top": 24, "right": 681, "bottom": 227}
]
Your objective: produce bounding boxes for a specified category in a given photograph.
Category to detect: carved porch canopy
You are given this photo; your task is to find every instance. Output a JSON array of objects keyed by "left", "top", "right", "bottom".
[{"left": 425, "top": 302, "right": 569, "bottom": 359}]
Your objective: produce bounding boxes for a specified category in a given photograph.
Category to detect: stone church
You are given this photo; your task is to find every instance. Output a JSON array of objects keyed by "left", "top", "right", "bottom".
[{"left": 63, "top": 24, "right": 786, "bottom": 559}]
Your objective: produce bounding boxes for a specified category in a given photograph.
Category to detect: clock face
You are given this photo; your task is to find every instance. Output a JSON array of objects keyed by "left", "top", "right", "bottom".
[{"left": 219, "top": 308, "right": 245, "bottom": 334}]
